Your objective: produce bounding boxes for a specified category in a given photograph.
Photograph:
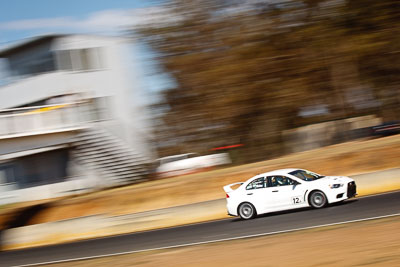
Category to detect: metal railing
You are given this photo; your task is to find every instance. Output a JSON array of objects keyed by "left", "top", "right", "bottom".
[{"left": 0, "top": 98, "right": 107, "bottom": 138}]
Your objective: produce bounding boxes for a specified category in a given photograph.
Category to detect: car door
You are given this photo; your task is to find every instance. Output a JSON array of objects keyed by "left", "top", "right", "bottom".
[
  {"left": 243, "top": 177, "right": 272, "bottom": 214},
  {"left": 266, "top": 176, "right": 307, "bottom": 211}
]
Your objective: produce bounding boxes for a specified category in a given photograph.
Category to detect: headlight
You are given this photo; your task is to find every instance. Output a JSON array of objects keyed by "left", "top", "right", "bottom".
[{"left": 329, "top": 183, "right": 343, "bottom": 189}]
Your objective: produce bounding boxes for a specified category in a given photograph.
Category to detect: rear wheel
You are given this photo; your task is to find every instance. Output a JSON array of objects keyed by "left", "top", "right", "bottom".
[
  {"left": 238, "top": 202, "right": 256, "bottom": 220},
  {"left": 309, "top": 191, "right": 327, "bottom": 208}
]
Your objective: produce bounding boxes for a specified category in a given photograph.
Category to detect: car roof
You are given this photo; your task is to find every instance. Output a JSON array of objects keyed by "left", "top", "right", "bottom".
[
  {"left": 158, "top": 153, "right": 197, "bottom": 160},
  {"left": 255, "top": 168, "right": 302, "bottom": 178},
  {"left": 240, "top": 168, "right": 306, "bottom": 184}
]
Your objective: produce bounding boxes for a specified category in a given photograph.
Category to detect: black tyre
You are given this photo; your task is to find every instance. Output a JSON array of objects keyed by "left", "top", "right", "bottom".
[
  {"left": 238, "top": 202, "right": 256, "bottom": 220},
  {"left": 309, "top": 191, "right": 327, "bottom": 208}
]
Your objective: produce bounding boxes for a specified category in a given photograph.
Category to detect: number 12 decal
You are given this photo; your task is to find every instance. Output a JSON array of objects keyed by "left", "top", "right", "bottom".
[{"left": 292, "top": 197, "right": 302, "bottom": 204}]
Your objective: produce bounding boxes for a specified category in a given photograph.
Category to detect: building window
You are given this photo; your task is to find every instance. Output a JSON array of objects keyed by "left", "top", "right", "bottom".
[
  {"left": 9, "top": 51, "right": 56, "bottom": 77},
  {"left": 56, "top": 50, "right": 73, "bottom": 71},
  {"left": 57, "top": 47, "right": 104, "bottom": 72},
  {"left": 0, "top": 165, "right": 16, "bottom": 184}
]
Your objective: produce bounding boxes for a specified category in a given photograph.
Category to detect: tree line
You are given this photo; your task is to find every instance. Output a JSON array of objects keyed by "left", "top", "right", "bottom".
[{"left": 138, "top": 0, "right": 400, "bottom": 163}]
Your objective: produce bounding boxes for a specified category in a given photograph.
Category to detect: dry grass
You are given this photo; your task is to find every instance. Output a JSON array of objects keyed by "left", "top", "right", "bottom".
[
  {"left": 3, "top": 135, "right": 400, "bottom": 226},
  {"left": 46, "top": 216, "right": 400, "bottom": 267}
]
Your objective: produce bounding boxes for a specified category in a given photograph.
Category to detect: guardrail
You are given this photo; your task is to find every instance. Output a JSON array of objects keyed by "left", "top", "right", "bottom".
[{"left": 0, "top": 99, "right": 106, "bottom": 138}]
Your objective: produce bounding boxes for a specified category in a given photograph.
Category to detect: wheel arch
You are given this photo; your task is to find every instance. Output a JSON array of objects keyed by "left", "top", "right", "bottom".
[
  {"left": 237, "top": 201, "right": 258, "bottom": 216},
  {"left": 307, "top": 189, "right": 329, "bottom": 206}
]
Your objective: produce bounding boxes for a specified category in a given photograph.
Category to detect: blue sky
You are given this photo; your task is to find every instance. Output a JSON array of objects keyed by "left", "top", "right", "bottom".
[
  {"left": 0, "top": 0, "right": 174, "bottom": 101},
  {"left": 0, "top": 0, "right": 163, "bottom": 44}
]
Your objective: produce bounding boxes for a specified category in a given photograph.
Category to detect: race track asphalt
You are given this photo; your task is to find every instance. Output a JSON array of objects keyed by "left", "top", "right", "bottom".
[{"left": 1, "top": 191, "right": 400, "bottom": 267}]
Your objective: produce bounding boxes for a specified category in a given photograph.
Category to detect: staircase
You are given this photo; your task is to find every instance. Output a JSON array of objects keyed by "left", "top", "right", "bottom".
[{"left": 72, "top": 127, "right": 149, "bottom": 186}]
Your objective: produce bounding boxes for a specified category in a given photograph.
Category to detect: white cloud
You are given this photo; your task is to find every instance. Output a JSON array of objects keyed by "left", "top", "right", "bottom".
[
  {"left": 0, "top": 7, "right": 176, "bottom": 33},
  {"left": 0, "top": 17, "right": 75, "bottom": 30}
]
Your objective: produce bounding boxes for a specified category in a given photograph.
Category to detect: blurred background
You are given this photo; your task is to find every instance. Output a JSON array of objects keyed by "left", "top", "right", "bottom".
[
  {"left": 0, "top": 0, "right": 400, "bottom": 202},
  {"left": 0, "top": 0, "right": 400, "bottom": 257},
  {"left": 142, "top": 0, "right": 400, "bottom": 163}
]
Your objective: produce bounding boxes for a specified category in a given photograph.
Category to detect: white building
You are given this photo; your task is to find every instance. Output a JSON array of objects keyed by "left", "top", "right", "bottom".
[{"left": 0, "top": 34, "right": 153, "bottom": 204}]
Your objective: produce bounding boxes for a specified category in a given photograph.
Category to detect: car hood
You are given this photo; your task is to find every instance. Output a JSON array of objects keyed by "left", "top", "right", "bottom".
[{"left": 313, "top": 176, "right": 354, "bottom": 185}]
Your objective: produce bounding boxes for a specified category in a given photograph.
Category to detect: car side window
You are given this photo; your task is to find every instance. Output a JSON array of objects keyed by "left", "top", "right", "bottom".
[
  {"left": 269, "top": 176, "right": 296, "bottom": 187},
  {"left": 246, "top": 177, "right": 266, "bottom": 190}
]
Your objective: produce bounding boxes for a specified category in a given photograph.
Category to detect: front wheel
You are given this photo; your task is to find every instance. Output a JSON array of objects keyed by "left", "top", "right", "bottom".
[
  {"left": 238, "top": 202, "right": 256, "bottom": 220},
  {"left": 309, "top": 191, "right": 327, "bottom": 208}
]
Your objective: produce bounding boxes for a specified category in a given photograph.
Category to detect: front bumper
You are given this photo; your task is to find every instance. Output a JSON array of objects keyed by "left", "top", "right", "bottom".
[
  {"left": 347, "top": 181, "right": 357, "bottom": 198},
  {"left": 326, "top": 180, "right": 357, "bottom": 203}
]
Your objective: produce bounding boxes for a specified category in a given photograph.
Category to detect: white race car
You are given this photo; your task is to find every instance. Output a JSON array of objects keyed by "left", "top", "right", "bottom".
[{"left": 223, "top": 169, "right": 357, "bottom": 220}]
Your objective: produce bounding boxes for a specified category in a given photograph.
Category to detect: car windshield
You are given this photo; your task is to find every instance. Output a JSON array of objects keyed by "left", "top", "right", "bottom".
[{"left": 289, "top": 170, "right": 324, "bottom": 181}]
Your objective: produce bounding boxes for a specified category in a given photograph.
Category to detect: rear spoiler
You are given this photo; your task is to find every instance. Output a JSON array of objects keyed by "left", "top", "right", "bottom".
[{"left": 223, "top": 182, "right": 244, "bottom": 193}]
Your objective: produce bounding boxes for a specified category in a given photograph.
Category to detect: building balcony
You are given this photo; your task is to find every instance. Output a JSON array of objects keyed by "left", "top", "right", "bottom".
[
  {"left": 0, "top": 99, "right": 105, "bottom": 139},
  {"left": 0, "top": 69, "right": 114, "bottom": 110}
]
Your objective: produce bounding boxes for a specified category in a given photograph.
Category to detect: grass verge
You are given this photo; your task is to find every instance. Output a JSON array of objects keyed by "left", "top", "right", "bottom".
[
  {"left": 46, "top": 215, "right": 400, "bottom": 267},
  {"left": 2, "top": 135, "right": 400, "bottom": 227}
]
